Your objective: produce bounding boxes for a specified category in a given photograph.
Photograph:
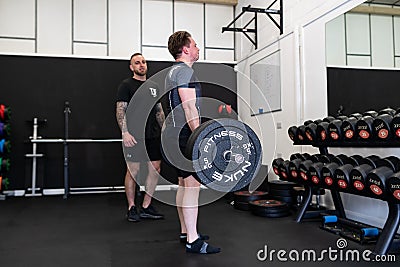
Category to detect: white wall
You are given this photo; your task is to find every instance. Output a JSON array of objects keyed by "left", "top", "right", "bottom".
[
  {"left": 235, "top": 0, "right": 398, "bottom": 229},
  {"left": 0, "top": 0, "right": 235, "bottom": 62}
]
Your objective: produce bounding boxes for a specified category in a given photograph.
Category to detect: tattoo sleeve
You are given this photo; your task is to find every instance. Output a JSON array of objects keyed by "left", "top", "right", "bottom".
[
  {"left": 155, "top": 103, "right": 165, "bottom": 128},
  {"left": 116, "top": 101, "right": 128, "bottom": 133}
]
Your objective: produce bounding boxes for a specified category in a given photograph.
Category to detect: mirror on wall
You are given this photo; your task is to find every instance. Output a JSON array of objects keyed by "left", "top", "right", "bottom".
[
  {"left": 325, "top": 0, "right": 400, "bottom": 115},
  {"left": 325, "top": 0, "right": 400, "bottom": 68}
]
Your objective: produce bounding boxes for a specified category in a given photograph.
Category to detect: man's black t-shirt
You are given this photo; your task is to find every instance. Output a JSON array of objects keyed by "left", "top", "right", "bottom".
[{"left": 116, "top": 77, "right": 161, "bottom": 140}]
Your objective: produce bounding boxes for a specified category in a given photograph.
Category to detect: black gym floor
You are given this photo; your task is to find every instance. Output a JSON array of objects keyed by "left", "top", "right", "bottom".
[{"left": 0, "top": 192, "right": 397, "bottom": 267}]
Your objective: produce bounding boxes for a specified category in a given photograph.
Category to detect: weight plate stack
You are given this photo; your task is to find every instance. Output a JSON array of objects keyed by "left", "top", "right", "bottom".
[
  {"left": 249, "top": 199, "right": 291, "bottom": 218},
  {"left": 268, "top": 180, "right": 297, "bottom": 206},
  {"left": 233, "top": 191, "right": 268, "bottom": 211}
]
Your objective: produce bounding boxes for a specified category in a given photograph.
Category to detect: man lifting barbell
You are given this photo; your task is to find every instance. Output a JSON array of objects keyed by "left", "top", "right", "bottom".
[{"left": 162, "top": 31, "right": 221, "bottom": 254}]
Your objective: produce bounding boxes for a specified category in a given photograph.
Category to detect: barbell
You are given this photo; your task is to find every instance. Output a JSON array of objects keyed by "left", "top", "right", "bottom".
[{"left": 161, "top": 118, "right": 262, "bottom": 192}]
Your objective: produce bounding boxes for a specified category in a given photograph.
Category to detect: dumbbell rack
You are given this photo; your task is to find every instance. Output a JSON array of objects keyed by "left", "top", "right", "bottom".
[{"left": 293, "top": 140, "right": 400, "bottom": 255}]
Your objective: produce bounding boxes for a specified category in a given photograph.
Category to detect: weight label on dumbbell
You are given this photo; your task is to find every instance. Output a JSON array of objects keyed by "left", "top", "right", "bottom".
[
  {"left": 353, "top": 181, "right": 364, "bottom": 191},
  {"left": 291, "top": 170, "right": 297, "bottom": 178},
  {"left": 311, "top": 176, "right": 319, "bottom": 184},
  {"left": 305, "top": 131, "right": 313, "bottom": 141},
  {"left": 273, "top": 167, "right": 279, "bottom": 175},
  {"left": 345, "top": 130, "right": 354, "bottom": 139},
  {"left": 338, "top": 180, "right": 347, "bottom": 189},
  {"left": 395, "top": 128, "right": 400, "bottom": 138},
  {"left": 325, "top": 177, "right": 333, "bottom": 186},
  {"left": 330, "top": 132, "right": 339, "bottom": 140},
  {"left": 359, "top": 130, "right": 370, "bottom": 139},
  {"left": 370, "top": 184, "right": 383, "bottom": 195},
  {"left": 378, "top": 129, "right": 388, "bottom": 139},
  {"left": 300, "top": 172, "right": 308, "bottom": 181},
  {"left": 320, "top": 130, "right": 326, "bottom": 141}
]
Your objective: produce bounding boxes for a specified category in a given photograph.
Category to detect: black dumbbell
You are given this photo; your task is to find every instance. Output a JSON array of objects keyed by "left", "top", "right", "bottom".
[
  {"left": 390, "top": 113, "right": 400, "bottom": 140},
  {"left": 386, "top": 173, "right": 400, "bottom": 202},
  {"left": 272, "top": 158, "right": 284, "bottom": 177},
  {"left": 289, "top": 153, "right": 311, "bottom": 161},
  {"left": 316, "top": 122, "right": 330, "bottom": 142},
  {"left": 331, "top": 154, "right": 355, "bottom": 165},
  {"left": 308, "top": 162, "right": 325, "bottom": 186},
  {"left": 348, "top": 113, "right": 363, "bottom": 120},
  {"left": 356, "top": 115, "right": 375, "bottom": 141},
  {"left": 297, "top": 154, "right": 328, "bottom": 184},
  {"left": 322, "top": 155, "right": 364, "bottom": 189},
  {"left": 288, "top": 126, "right": 298, "bottom": 143},
  {"left": 328, "top": 119, "right": 344, "bottom": 141},
  {"left": 348, "top": 155, "right": 394, "bottom": 194},
  {"left": 305, "top": 123, "right": 318, "bottom": 142},
  {"left": 288, "top": 158, "right": 303, "bottom": 181},
  {"left": 378, "top": 107, "right": 396, "bottom": 116},
  {"left": 363, "top": 110, "right": 378, "bottom": 118},
  {"left": 372, "top": 113, "right": 393, "bottom": 140},
  {"left": 298, "top": 160, "right": 315, "bottom": 183},
  {"left": 296, "top": 125, "right": 308, "bottom": 144},
  {"left": 364, "top": 156, "right": 400, "bottom": 198},
  {"left": 323, "top": 116, "right": 336, "bottom": 123},
  {"left": 321, "top": 155, "right": 350, "bottom": 188},
  {"left": 366, "top": 166, "right": 395, "bottom": 199},
  {"left": 278, "top": 160, "right": 291, "bottom": 181},
  {"left": 341, "top": 117, "right": 358, "bottom": 141}
]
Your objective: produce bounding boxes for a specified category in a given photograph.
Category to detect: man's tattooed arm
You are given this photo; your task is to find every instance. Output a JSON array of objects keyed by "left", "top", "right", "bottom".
[
  {"left": 116, "top": 101, "right": 128, "bottom": 133},
  {"left": 155, "top": 103, "right": 165, "bottom": 129}
]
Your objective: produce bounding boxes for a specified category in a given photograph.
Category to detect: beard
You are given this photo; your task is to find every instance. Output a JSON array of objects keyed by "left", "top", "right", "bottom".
[{"left": 134, "top": 69, "right": 147, "bottom": 76}]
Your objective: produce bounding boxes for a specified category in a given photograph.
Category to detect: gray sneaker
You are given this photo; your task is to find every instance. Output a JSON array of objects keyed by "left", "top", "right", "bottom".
[
  {"left": 127, "top": 206, "right": 140, "bottom": 222},
  {"left": 140, "top": 204, "right": 164, "bottom": 219}
]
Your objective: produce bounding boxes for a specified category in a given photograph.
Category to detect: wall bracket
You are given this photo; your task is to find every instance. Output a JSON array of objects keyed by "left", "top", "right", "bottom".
[{"left": 222, "top": 0, "right": 283, "bottom": 49}]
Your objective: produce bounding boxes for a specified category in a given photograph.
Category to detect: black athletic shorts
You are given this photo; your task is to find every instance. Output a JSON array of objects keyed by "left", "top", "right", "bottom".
[
  {"left": 124, "top": 138, "right": 162, "bottom": 162},
  {"left": 161, "top": 127, "right": 195, "bottom": 179}
]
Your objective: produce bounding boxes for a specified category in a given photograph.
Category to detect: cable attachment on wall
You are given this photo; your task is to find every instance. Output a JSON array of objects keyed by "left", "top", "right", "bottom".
[{"left": 222, "top": 0, "right": 283, "bottom": 49}]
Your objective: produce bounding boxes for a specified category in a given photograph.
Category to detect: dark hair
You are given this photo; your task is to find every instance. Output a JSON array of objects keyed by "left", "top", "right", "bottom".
[
  {"left": 130, "top": 53, "right": 143, "bottom": 61},
  {"left": 168, "top": 31, "right": 191, "bottom": 59}
]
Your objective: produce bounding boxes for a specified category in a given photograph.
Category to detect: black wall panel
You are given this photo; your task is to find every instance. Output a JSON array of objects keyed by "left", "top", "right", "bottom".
[
  {"left": 0, "top": 55, "right": 236, "bottom": 190},
  {"left": 327, "top": 67, "right": 400, "bottom": 116}
]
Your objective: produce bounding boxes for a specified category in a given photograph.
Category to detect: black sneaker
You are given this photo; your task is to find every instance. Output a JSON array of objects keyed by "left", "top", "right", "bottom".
[
  {"left": 186, "top": 238, "right": 221, "bottom": 254},
  {"left": 126, "top": 206, "right": 140, "bottom": 222},
  {"left": 140, "top": 204, "right": 164, "bottom": 219}
]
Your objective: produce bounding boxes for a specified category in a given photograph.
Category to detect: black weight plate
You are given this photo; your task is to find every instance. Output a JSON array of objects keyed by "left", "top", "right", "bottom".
[
  {"left": 269, "top": 188, "right": 293, "bottom": 197},
  {"left": 248, "top": 199, "right": 288, "bottom": 210},
  {"left": 233, "top": 201, "right": 249, "bottom": 211},
  {"left": 270, "top": 195, "right": 295, "bottom": 204},
  {"left": 268, "top": 180, "right": 297, "bottom": 191},
  {"left": 233, "top": 191, "right": 268, "bottom": 203},
  {"left": 249, "top": 200, "right": 291, "bottom": 217},
  {"left": 187, "top": 118, "right": 262, "bottom": 192}
]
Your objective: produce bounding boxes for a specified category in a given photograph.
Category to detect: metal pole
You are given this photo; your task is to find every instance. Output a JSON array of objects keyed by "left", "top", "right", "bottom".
[
  {"left": 63, "top": 101, "right": 71, "bottom": 199},
  {"left": 31, "top": 118, "right": 38, "bottom": 195}
]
